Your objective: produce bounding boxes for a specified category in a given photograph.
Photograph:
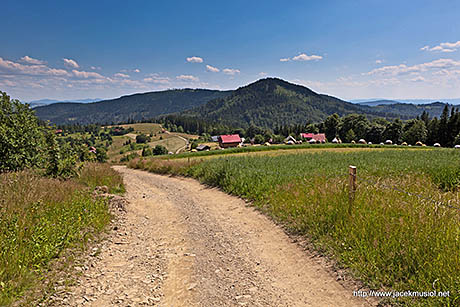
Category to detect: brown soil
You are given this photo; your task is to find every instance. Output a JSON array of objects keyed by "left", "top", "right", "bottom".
[{"left": 48, "top": 166, "right": 376, "bottom": 306}]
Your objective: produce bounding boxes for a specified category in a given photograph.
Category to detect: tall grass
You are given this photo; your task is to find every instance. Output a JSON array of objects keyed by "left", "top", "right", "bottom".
[
  {"left": 130, "top": 149, "right": 460, "bottom": 306},
  {"left": 78, "top": 162, "right": 125, "bottom": 194},
  {"left": 0, "top": 163, "right": 123, "bottom": 306}
]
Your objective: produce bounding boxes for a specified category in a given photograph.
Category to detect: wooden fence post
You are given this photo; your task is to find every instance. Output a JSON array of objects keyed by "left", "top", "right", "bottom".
[{"left": 348, "top": 165, "right": 357, "bottom": 213}]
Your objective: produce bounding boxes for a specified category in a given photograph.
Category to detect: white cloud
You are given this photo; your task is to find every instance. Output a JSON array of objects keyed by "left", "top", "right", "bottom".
[
  {"left": 63, "top": 58, "right": 79, "bottom": 69},
  {"left": 222, "top": 68, "right": 240, "bottom": 75},
  {"left": 143, "top": 75, "right": 170, "bottom": 84},
  {"left": 20, "top": 56, "right": 46, "bottom": 65},
  {"left": 114, "top": 73, "right": 130, "bottom": 78},
  {"left": 206, "top": 65, "right": 219, "bottom": 72},
  {"left": 292, "top": 53, "right": 323, "bottom": 61},
  {"left": 421, "top": 40, "right": 460, "bottom": 53},
  {"left": 176, "top": 74, "right": 199, "bottom": 82},
  {"left": 0, "top": 57, "right": 70, "bottom": 76},
  {"left": 280, "top": 53, "right": 323, "bottom": 62},
  {"left": 365, "top": 58, "right": 460, "bottom": 76},
  {"left": 411, "top": 76, "right": 426, "bottom": 82},
  {"left": 72, "top": 70, "right": 104, "bottom": 79},
  {"left": 375, "top": 59, "right": 383, "bottom": 64},
  {"left": 258, "top": 72, "right": 268, "bottom": 77},
  {"left": 134, "top": 69, "right": 140, "bottom": 73},
  {"left": 186, "top": 56, "right": 203, "bottom": 63},
  {"left": 90, "top": 66, "right": 101, "bottom": 70}
]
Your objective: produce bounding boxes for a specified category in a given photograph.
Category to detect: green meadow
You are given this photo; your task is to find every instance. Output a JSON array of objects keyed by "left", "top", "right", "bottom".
[{"left": 130, "top": 148, "right": 460, "bottom": 306}]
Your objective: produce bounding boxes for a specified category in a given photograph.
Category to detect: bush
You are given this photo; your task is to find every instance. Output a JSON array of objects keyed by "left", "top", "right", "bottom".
[
  {"left": 142, "top": 146, "right": 152, "bottom": 157},
  {"left": 153, "top": 145, "right": 168, "bottom": 156},
  {"left": 136, "top": 134, "right": 151, "bottom": 144}
]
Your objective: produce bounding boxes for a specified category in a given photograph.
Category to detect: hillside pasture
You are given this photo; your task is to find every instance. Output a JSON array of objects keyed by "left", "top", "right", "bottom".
[{"left": 148, "top": 136, "right": 188, "bottom": 154}]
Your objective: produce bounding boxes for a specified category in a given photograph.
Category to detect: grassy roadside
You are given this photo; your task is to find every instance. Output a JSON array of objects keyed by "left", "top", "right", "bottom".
[
  {"left": 129, "top": 149, "right": 460, "bottom": 306},
  {"left": 0, "top": 163, "right": 124, "bottom": 306}
]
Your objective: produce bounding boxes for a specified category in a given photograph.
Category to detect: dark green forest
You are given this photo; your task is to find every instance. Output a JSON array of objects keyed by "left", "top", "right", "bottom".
[{"left": 34, "top": 78, "right": 451, "bottom": 128}]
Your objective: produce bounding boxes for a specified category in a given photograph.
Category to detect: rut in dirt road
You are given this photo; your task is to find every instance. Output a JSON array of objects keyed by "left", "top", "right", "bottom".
[{"left": 50, "top": 166, "right": 375, "bottom": 306}]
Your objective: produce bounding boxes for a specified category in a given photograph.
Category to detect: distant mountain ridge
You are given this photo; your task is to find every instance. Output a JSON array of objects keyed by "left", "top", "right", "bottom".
[
  {"left": 34, "top": 78, "right": 451, "bottom": 126},
  {"left": 356, "top": 100, "right": 401, "bottom": 107},
  {"left": 352, "top": 98, "right": 460, "bottom": 105},
  {"left": 28, "top": 98, "right": 102, "bottom": 108},
  {"left": 34, "top": 89, "right": 231, "bottom": 125}
]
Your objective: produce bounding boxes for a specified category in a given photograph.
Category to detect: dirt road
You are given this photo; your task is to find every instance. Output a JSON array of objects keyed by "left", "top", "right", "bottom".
[{"left": 51, "top": 166, "right": 374, "bottom": 306}]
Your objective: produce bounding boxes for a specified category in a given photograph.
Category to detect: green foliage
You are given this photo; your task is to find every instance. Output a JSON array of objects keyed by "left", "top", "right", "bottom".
[
  {"left": 402, "top": 119, "right": 427, "bottom": 145},
  {"left": 254, "top": 134, "right": 265, "bottom": 144},
  {"left": 186, "top": 78, "right": 393, "bottom": 128},
  {"left": 153, "top": 145, "right": 168, "bottom": 155},
  {"left": 344, "top": 129, "right": 356, "bottom": 143},
  {"left": 135, "top": 134, "right": 151, "bottom": 144},
  {"left": 141, "top": 146, "right": 152, "bottom": 157},
  {"left": 0, "top": 92, "right": 47, "bottom": 172}
]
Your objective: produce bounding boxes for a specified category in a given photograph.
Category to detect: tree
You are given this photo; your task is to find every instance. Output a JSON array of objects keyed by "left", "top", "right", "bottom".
[
  {"left": 426, "top": 117, "right": 439, "bottom": 145},
  {"left": 136, "top": 134, "right": 151, "bottom": 144},
  {"left": 254, "top": 134, "right": 265, "bottom": 144},
  {"left": 324, "top": 113, "right": 340, "bottom": 141},
  {"left": 366, "top": 123, "right": 385, "bottom": 144},
  {"left": 383, "top": 119, "right": 403, "bottom": 143},
  {"left": 141, "top": 146, "right": 152, "bottom": 157},
  {"left": 339, "top": 114, "right": 369, "bottom": 140},
  {"left": 0, "top": 92, "right": 47, "bottom": 172},
  {"left": 344, "top": 129, "right": 356, "bottom": 143},
  {"left": 402, "top": 120, "right": 427, "bottom": 145},
  {"left": 438, "top": 105, "right": 449, "bottom": 146},
  {"left": 153, "top": 145, "right": 168, "bottom": 155}
]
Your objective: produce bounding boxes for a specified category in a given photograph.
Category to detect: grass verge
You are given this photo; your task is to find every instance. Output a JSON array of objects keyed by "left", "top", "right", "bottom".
[{"left": 0, "top": 163, "right": 123, "bottom": 306}]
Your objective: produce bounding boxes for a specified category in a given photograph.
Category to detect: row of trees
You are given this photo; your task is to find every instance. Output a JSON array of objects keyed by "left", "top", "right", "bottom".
[
  {"left": 315, "top": 105, "right": 459, "bottom": 146},
  {"left": 149, "top": 105, "right": 460, "bottom": 147}
]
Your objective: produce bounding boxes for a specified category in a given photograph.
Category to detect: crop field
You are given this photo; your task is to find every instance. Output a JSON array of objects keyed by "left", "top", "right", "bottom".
[{"left": 129, "top": 148, "right": 460, "bottom": 306}]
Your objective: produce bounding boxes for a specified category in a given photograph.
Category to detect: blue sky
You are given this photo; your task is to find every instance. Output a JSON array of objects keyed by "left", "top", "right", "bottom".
[{"left": 1, "top": 0, "right": 460, "bottom": 101}]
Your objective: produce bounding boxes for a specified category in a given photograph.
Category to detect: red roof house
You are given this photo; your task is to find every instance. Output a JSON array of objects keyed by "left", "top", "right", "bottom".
[
  {"left": 300, "top": 133, "right": 327, "bottom": 143},
  {"left": 300, "top": 133, "right": 314, "bottom": 139},
  {"left": 219, "top": 134, "right": 241, "bottom": 148}
]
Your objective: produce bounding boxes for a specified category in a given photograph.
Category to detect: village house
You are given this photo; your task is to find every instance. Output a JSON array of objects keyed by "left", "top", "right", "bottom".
[
  {"left": 284, "top": 135, "right": 297, "bottom": 145},
  {"left": 196, "top": 144, "right": 211, "bottom": 151},
  {"left": 300, "top": 133, "right": 327, "bottom": 143},
  {"left": 218, "top": 134, "right": 241, "bottom": 148}
]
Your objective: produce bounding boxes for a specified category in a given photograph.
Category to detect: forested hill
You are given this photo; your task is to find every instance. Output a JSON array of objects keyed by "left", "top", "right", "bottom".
[
  {"left": 34, "top": 78, "right": 450, "bottom": 127},
  {"left": 34, "top": 89, "right": 231, "bottom": 125},
  {"left": 182, "top": 78, "right": 404, "bottom": 128}
]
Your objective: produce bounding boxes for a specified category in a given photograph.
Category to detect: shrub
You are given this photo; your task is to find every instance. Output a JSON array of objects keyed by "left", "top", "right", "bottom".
[
  {"left": 136, "top": 134, "right": 151, "bottom": 144},
  {"left": 153, "top": 145, "right": 168, "bottom": 155}
]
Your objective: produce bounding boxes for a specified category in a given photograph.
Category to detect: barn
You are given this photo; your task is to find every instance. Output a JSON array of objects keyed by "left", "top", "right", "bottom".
[
  {"left": 300, "top": 133, "right": 327, "bottom": 143},
  {"left": 219, "top": 134, "right": 241, "bottom": 148}
]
